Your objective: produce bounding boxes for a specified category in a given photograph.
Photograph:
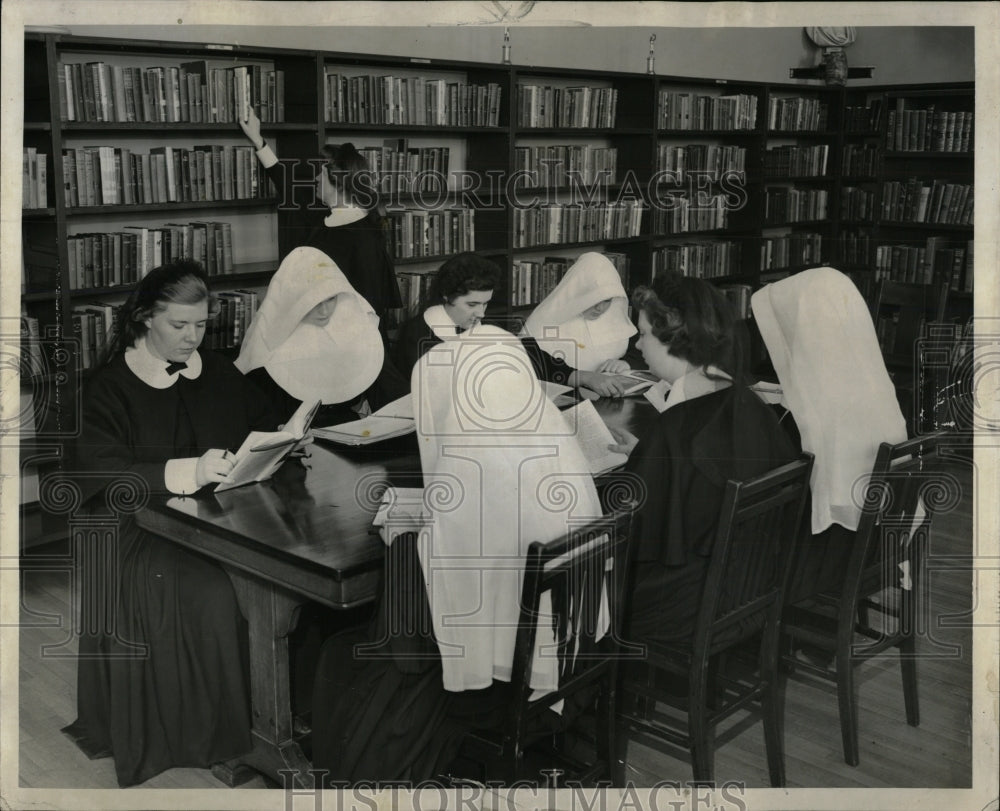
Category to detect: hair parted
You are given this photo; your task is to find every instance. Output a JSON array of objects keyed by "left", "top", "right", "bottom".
[{"left": 102, "top": 260, "right": 216, "bottom": 364}]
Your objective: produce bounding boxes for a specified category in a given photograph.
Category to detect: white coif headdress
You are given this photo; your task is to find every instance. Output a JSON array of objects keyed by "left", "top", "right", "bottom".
[
  {"left": 235, "top": 246, "right": 383, "bottom": 404},
  {"left": 751, "top": 266, "right": 906, "bottom": 533},
  {"left": 522, "top": 252, "right": 635, "bottom": 372},
  {"left": 412, "top": 325, "right": 605, "bottom": 693}
]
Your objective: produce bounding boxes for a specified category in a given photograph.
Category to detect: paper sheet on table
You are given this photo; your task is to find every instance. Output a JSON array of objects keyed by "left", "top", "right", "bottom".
[
  {"left": 751, "top": 381, "right": 784, "bottom": 406},
  {"left": 312, "top": 395, "right": 416, "bottom": 445},
  {"left": 372, "top": 486, "right": 427, "bottom": 544},
  {"left": 561, "top": 399, "right": 629, "bottom": 476}
]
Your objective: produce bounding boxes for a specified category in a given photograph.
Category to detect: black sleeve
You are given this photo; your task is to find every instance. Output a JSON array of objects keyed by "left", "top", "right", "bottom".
[
  {"left": 367, "top": 346, "right": 410, "bottom": 410},
  {"left": 391, "top": 317, "right": 431, "bottom": 388},
  {"left": 519, "top": 336, "right": 573, "bottom": 386},
  {"left": 244, "top": 366, "right": 301, "bottom": 427},
  {"left": 75, "top": 376, "right": 171, "bottom": 501}
]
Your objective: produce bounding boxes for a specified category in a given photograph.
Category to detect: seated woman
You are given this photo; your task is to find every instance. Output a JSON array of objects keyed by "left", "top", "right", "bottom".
[
  {"left": 311, "top": 325, "right": 605, "bottom": 782},
  {"left": 521, "top": 251, "right": 636, "bottom": 375},
  {"left": 393, "top": 252, "right": 632, "bottom": 398},
  {"left": 750, "top": 266, "right": 907, "bottom": 603},
  {"left": 63, "top": 261, "right": 278, "bottom": 787},
  {"left": 235, "top": 245, "right": 407, "bottom": 427},
  {"left": 607, "top": 273, "right": 796, "bottom": 645}
]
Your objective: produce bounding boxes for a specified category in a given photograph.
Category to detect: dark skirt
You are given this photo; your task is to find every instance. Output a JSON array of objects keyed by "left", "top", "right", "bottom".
[
  {"left": 62, "top": 524, "right": 252, "bottom": 787},
  {"left": 310, "top": 534, "right": 511, "bottom": 784}
]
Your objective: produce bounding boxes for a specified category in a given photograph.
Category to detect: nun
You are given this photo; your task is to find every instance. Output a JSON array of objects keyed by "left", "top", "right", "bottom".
[
  {"left": 235, "top": 246, "right": 407, "bottom": 427},
  {"left": 750, "top": 266, "right": 908, "bottom": 602},
  {"left": 310, "top": 325, "right": 605, "bottom": 782},
  {"left": 522, "top": 252, "right": 637, "bottom": 375}
]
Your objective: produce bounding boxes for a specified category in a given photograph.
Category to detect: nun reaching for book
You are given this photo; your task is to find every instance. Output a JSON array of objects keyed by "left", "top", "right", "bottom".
[
  {"left": 521, "top": 252, "right": 638, "bottom": 377},
  {"left": 235, "top": 246, "right": 408, "bottom": 428}
]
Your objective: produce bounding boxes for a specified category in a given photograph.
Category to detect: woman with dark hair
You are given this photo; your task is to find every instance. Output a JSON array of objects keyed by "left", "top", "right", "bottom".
[
  {"left": 608, "top": 273, "right": 796, "bottom": 644},
  {"left": 62, "top": 261, "right": 277, "bottom": 786},
  {"left": 239, "top": 109, "right": 402, "bottom": 318},
  {"left": 392, "top": 252, "right": 632, "bottom": 397}
]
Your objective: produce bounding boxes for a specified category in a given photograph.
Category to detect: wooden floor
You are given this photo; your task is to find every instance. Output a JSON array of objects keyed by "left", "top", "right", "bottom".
[{"left": 16, "top": 460, "right": 974, "bottom": 792}]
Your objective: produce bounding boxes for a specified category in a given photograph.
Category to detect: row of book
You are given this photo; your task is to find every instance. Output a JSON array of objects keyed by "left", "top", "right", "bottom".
[
  {"left": 513, "top": 201, "right": 644, "bottom": 247},
  {"left": 873, "top": 238, "right": 973, "bottom": 291},
  {"left": 767, "top": 97, "right": 828, "bottom": 132},
  {"left": 386, "top": 208, "right": 476, "bottom": 259},
  {"left": 66, "top": 221, "right": 235, "bottom": 290},
  {"left": 886, "top": 106, "right": 972, "bottom": 152},
  {"left": 843, "top": 100, "right": 884, "bottom": 133},
  {"left": 655, "top": 144, "right": 747, "bottom": 180},
  {"left": 656, "top": 92, "right": 758, "bottom": 131},
  {"left": 763, "top": 144, "right": 829, "bottom": 177},
  {"left": 874, "top": 311, "right": 902, "bottom": 355},
  {"left": 841, "top": 186, "right": 876, "bottom": 221},
  {"left": 62, "top": 145, "right": 273, "bottom": 208},
  {"left": 652, "top": 240, "right": 742, "bottom": 279},
  {"left": 22, "top": 148, "right": 48, "bottom": 209},
  {"left": 719, "top": 284, "right": 753, "bottom": 320},
  {"left": 58, "top": 60, "right": 284, "bottom": 124},
  {"left": 759, "top": 232, "right": 824, "bottom": 271},
  {"left": 763, "top": 187, "right": 829, "bottom": 224},
  {"left": 388, "top": 269, "right": 436, "bottom": 327},
  {"left": 652, "top": 194, "right": 732, "bottom": 235},
  {"left": 509, "top": 251, "right": 629, "bottom": 308},
  {"left": 516, "top": 85, "right": 619, "bottom": 129},
  {"left": 325, "top": 73, "right": 502, "bottom": 127},
  {"left": 513, "top": 145, "right": 618, "bottom": 187},
  {"left": 880, "top": 179, "right": 973, "bottom": 226},
  {"left": 841, "top": 144, "right": 880, "bottom": 177},
  {"left": 355, "top": 142, "right": 450, "bottom": 194}
]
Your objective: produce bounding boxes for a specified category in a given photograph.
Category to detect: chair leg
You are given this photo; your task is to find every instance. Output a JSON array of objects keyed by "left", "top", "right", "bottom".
[
  {"left": 760, "top": 678, "right": 786, "bottom": 787},
  {"left": 899, "top": 634, "right": 920, "bottom": 727},
  {"left": 835, "top": 648, "right": 860, "bottom": 767},
  {"left": 596, "top": 683, "right": 617, "bottom": 784},
  {"left": 688, "top": 672, "right": 715, "bottom": 785}
]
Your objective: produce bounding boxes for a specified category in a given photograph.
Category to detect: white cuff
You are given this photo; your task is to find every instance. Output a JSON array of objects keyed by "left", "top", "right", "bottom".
[
  {"left": 165, "top": 458, "right": 201, "bottom": 495},
  {"left": 257, "top": 143, "right": 278, "bottom": 169}
]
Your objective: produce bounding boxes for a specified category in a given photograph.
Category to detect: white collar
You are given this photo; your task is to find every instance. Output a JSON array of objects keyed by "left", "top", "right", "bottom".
[
  {"left": 645, "top": 365, "right": 731, "bottom": 414},
  {"left": 323, "top": 204, "right": 368, "bottom": 228},
  {"left": 125, "top": 337, "right": 203, "bottom": 389},
  {"left": 423, "top": 304, "right": 463, "bottom": 341}
]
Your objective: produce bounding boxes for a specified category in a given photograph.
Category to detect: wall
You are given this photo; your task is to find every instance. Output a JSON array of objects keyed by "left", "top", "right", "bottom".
[{"left": 54, "top": 25, "right": 974, "bottom": 85}]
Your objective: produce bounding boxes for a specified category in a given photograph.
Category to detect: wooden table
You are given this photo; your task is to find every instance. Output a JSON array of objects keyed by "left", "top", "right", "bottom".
[
  {"left": 135, "top": 434, "right": 423, "bottom": 788},
  {"left": 134, "top": 395, "right": 652, "bottom": 787}
]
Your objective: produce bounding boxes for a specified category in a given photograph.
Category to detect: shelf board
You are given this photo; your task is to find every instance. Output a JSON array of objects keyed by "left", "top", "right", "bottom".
[
  {"left": 656, "top": 129, "right": 758, "bottom": 137},
  {"left": 66, "top": 198, "right": 279, "bottom": 216},
  {"left": 24, "top": 121, "right": 52, "bottom": 131},
  {"left": 21, "top": 207, "right": 56, "bottom": 218},
  {"left": 513, "top": 127, "right": 650, "bottom": 137},
  {"left": 884, "top": 150, "right": 973, "bottom": 159},
  {"left": 652, "top": 229, "right": 757, "bottom": 241},
  {"left": 879, "top": 220, "right": 973, "bottom": 232},
  {"left": 22, "top": 290, "right": 61, "bottom": 303},
  {"left": 761, "top": 220, "right": 833, "bottom": 229},
  {"left": 767, "top": 130, "right": 837, "bottom": 139},
  {"left": 512, "top": 236, "right": 645, "bottom": 253},
  {"left": 842, "top": 130, "right": 881, "bottom": 138},
  {"left": 762, "top": 175, "right": 832, "bottom": 183},
  {"left": 66, "top": 261, "right": 280, "bottom": 299},
  {"left": 325, "top": 123, "right": 506, "bottom": 134},
  {"left": 60, "top": 121, "right": 317, "bottom": 132},
  {"left": 841, "top": 176, "right": 878, "bottom": 184}
]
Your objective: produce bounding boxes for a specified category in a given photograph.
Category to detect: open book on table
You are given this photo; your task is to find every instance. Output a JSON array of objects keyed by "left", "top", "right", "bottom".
[
  {"left": 617, "top": 369, "right": 659, "bottom": 396},
  {"left": 562, "top": 399, "right": 630, "bottom": 476},
  {"left": 215, "top": 398, "right": 320, "bottom": 492},
  {"left": 312, "top": 394, "right": 416, "bottom": 446}
]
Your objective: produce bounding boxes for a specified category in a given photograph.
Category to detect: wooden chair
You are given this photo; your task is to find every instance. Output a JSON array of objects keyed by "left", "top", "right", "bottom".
[
  {"left": 781, "top": 431, "right": 950, "bottom": 766},
  {"left": 616, "top": 454, "right": 814, "bottom": 787},
  {"left": 458, "top": 508, "right": 637, "bottom": 785}
]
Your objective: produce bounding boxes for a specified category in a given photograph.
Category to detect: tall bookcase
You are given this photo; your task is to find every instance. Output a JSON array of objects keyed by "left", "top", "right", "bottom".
[{"left": 18, "top": 32, "right": 976, "bottom": 547}]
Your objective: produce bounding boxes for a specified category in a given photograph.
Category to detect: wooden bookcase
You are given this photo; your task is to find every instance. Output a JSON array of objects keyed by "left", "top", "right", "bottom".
[{"left": 18, "top": 32, "right": 976, "bottom": 547}]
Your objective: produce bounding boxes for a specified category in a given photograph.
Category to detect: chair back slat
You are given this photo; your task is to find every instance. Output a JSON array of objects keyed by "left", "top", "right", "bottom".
[
  {"left": 509, "top": 509, "right": 635, "bottom": 713},
  {"left": 692, "top": 455, "right": 814, "bottom": 656},
  {"left": 844, "top": 431, "right": 951, "bottom": 646}
]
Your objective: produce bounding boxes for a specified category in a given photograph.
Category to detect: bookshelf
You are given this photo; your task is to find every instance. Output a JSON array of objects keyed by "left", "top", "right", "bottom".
[{"left": 18, "top": 32, "right": 976, "bottom": 545}]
